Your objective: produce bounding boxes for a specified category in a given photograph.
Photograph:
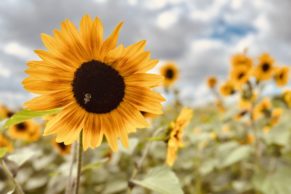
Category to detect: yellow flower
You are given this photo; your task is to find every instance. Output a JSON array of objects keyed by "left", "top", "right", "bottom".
[
  {"left": 8, "top": 120, "right": 41, "bottom": 142},
  {"left": 230, "top": 66, "right": 250, "bottom": 88},
  {"left": 239, "top": 92, "right": 256, "bottom": 110},
  {"left": 160, "top": 63, "right": 179, "bottom": 87},
  {"left": 273, "top": 66, "right": 289, "bottom": 87},
  {"left": 235, "top": 110, "right": 248, "bottom": 121},
  {"left": 166, "top": 108, "right": 193, "bottom": 166},
  {"left": 269, "top": 108, "right": 282, "bottom": 126},
  {"left": 52, "top": 140, "right": 71, "bottom": 155},
  {"left": 246, "top": 133, "right": 255, "bottom": 144},
  {"left": 207, "top": 76, "right": 217, "bottom": 89},
  {"left": 0, "top": 105, "right": 14, "bottom": 120},
  {"left": 220, "top": 81, "right": 236, "bottom": 96},
  {"left": 231, "top": 53, "right": 253, "bottom": 69},
  {"left": 22, "top": 15, "right": 165, "bottom": 151},
  {"left": 209, "top": 132, "right": 217, "bottom": 140},
  {"left": 0, "top": 134, "right": 13, "bottom": 152},
  {"left": 253, "top": 98, "right": 272, "bottom": 120},
  {"left": 283, "top": 90, "right": 291, "bottom": 107},
  {"left": 215, "top": 100, "right": 225, "bottom": 113},
  {"left": 253, "top": 53, "right": 275, "bottom": 81}
]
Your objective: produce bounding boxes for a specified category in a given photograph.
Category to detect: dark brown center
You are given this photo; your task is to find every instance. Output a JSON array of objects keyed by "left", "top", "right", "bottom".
[
  {"left": 262, "top": 63, "right": 270, "bottom": 72},
  {"left": 58, "top": 142, "right": 67, "bottom": 150},
  {"left": 238, "top": 72, "right": 245, "bottom": 80},
  {"left": 72, "top": 60, "right": 125, "bottom": 114},
  {"left": 165, "top": 69, "right": 174, "bottom": 79},
  {"left": 16, "top": 122, "right": 27, "bottom": 131}
]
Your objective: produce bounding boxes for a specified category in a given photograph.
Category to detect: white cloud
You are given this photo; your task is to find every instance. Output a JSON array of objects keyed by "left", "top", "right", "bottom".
[
  {"left": 3, "top": 42, "right": 33, "bottom": 60},
  {"left": 156, "top": 9, "right": 180, "bottom": 29}
]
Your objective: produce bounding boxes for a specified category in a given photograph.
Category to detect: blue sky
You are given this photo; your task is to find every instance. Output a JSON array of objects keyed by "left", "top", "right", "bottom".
[{"left": 0, "top": 0, "right": 290, "bottom": 108}]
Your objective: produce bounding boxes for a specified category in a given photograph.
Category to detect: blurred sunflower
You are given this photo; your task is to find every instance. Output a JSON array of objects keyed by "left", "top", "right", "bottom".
[
  {"left": 8, "top": 120, "right": 41, "bottom": 142},
  {"left": 269, "top": 108, "right": 282, "bottom": 126},
  {"left": 230, "top": 66, "right": 250, "bottom": 88},
  {"left": 273, "top": 66, "right": 289, "bottom": 87},
  {"left": 231, "top": 53, "right": 253, "bottom": 69},
  {"left": 283, "top": 90, "right": 291, "bottom": 107},
  {"left": 22, "top": 15, "right": 164, "bottom": 151},
  {"left": 254, "top": 53, "right": 275, "bottom": 81},
  {"left": 207, "top": 76, "right": 217, "bottom": 89},
  {"left": 239, "top": 92, "right": 256, "bottom": 110},
  {"left": 220, "top": 81, "right": 236, "bottom": 96},
  {"left": 246, "top": 133, "right": 255, "bottom": 144},
  {"left": 0, "top": 134, "right": 13, "bottom": 152},
  {"left": 0, "top": 105, "right": 14, "bottom": 120},
  {"left": 52, "top": 140, "right": 71, "bottom": 155},
  {"left": 160, "top": 63, "right": 179, "bottom": 87},
  {"left": 253, "top": 98, "right": 272, "bottom": 120},
  {"left": 166, "top": 107, "right": 193, "bottom": 166}
]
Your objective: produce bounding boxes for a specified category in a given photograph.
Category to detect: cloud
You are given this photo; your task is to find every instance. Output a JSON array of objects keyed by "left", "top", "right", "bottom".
[{"left": 0, "top": 0, "right": 290, "bottom": 107}]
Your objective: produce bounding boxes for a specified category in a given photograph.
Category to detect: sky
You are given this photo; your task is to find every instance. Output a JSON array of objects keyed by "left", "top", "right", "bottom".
[{"left": 0, "top": 0, "right": 290, "bottom": 108}]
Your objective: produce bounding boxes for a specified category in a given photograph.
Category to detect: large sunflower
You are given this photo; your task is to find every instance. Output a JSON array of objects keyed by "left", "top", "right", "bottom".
[
  {"left": 23, "top": 15, "right": 164, "bottom": 151},
  {"left": 160, "top": 63, "right": 179, "bottom": 87}
]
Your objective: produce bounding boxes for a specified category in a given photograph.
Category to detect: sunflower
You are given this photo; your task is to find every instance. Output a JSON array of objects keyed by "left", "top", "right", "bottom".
[
  {"left": 252, "top": 98, "right": 272, "bottom": 120},
  {"left": 269, "top": 108, "right": 282, "bottom": 126},
  {"left": 207, "top": 76, "right": 217, "bottom": 89},
  {"left": 253, "top": 53, "right": 275, "bottom": 81},
  {"left": 246, "top": 133, "right": 255, "bottom": 144},
  {"left": 22, "top": 15, "right": 164, "bottom": 151},
  {"left": 273, "top": 66, "right": 289, "bottom": 87},
  {"left": 239, "top": 92, "right": 256, "bottom": 110},
  {"left": 160, "top": 63, "right": 179, "bottom": 87},
  {"left": 8, "top": 120, "right": 41, "bottom": 142},
  {"left": 52, "top": 140, "right": 71, "bottom": 155},
  {"left": 231, "top": 53, "right": 252, "bottom": 69},
  {"left": 220, "top": 81, "right": 236, "bottom": 96},
  {"left": 283, "top": 90, "right": 291, "bottom": 107},
  {"left": 0, "top": 134, "right": 13, "bottom": 152},
  {"left": 166, "top": 107, "right": 193, "bottom": 166},
  {"left": 0, "top": 105, "right": 14, "bottom": 120},
  {"left": 230, "top": 66, "right": 250, "bottom": 88}
]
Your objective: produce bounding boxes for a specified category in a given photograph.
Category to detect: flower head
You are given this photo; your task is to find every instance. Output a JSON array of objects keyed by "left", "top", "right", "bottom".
[
  {"left": 160, "top": 63, "right": 179, "bottom": 87},
  {"left": 253, "top": 53, "right": 275, "bottom": 81},
  {"left": 231, "top": 53, "right": 253, "bottom": 69},
  {"left": 8, "top": 120, "right": 41, "bottom": 142},
  {"left": 220, "top": 81, "right": 236, "bottom": 96},
  {"left": 274, "top": 66, "right": 289, "bottom": 87},
  {"left": 207, "top": 76, "right": 217, "bottom": 89},
  {"left": 166, "top": 107, "right": 193, "bottom": 166},
  {"left": 0, "top": 134, "right": 13, "bottom": 152},
  {"left": 22, "top": 15, "right": 164, "bottom": 151}
]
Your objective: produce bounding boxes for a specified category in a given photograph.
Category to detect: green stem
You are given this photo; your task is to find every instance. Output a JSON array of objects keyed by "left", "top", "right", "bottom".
[
  {"left": 65, "top": 142, "right": 77, "bottom": 194},
  {"left": 74, "top": 132, "right": 83, "bottom": 194},
  {"left": 0, "top": 159, "right": 24, "bottom": 194}
]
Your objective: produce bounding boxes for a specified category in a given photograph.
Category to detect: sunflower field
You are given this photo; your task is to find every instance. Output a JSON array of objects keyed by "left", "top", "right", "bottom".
[{"left": 1, "top": 6, "right": 291, "bottom": 194}]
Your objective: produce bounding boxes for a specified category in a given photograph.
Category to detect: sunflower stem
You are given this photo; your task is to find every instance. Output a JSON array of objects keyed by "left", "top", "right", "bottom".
[
  {"left": 0, "top": 159, "right": 24, "bottom": 194},
  {"left": 65, "top": 142, "right": 77, "bottom": 194},
  {"left": 74, "top": 132, "right": 83, "bottom": 194}
]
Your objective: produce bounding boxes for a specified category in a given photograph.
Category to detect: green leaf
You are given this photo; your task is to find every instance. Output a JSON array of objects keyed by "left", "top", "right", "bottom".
[
  {"left": 2, "top": 108, "right": 61, "bottom": 129},
  {"left": 132, "top": 166, "right": 183, "bottom": 194},
  {"left": 7, "top": 147, "right": 38, "bottom": 166},
  {"left": 221, "top": 145, "right": 253, "bottom": 168},
  {"left": 0, "top": 148, "right": 7, "bottom": 158}
]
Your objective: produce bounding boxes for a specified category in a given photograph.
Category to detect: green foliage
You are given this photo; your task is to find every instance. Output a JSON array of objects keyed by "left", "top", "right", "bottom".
[
  {"left": 132, "top": 166, "right": 184, "bottom": 194},
  {"left": 0, "top": 147, "right": 7, "bottom": 158},
  {"left": 2, "top": 108, "right": 61, "bottom": 129}
]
